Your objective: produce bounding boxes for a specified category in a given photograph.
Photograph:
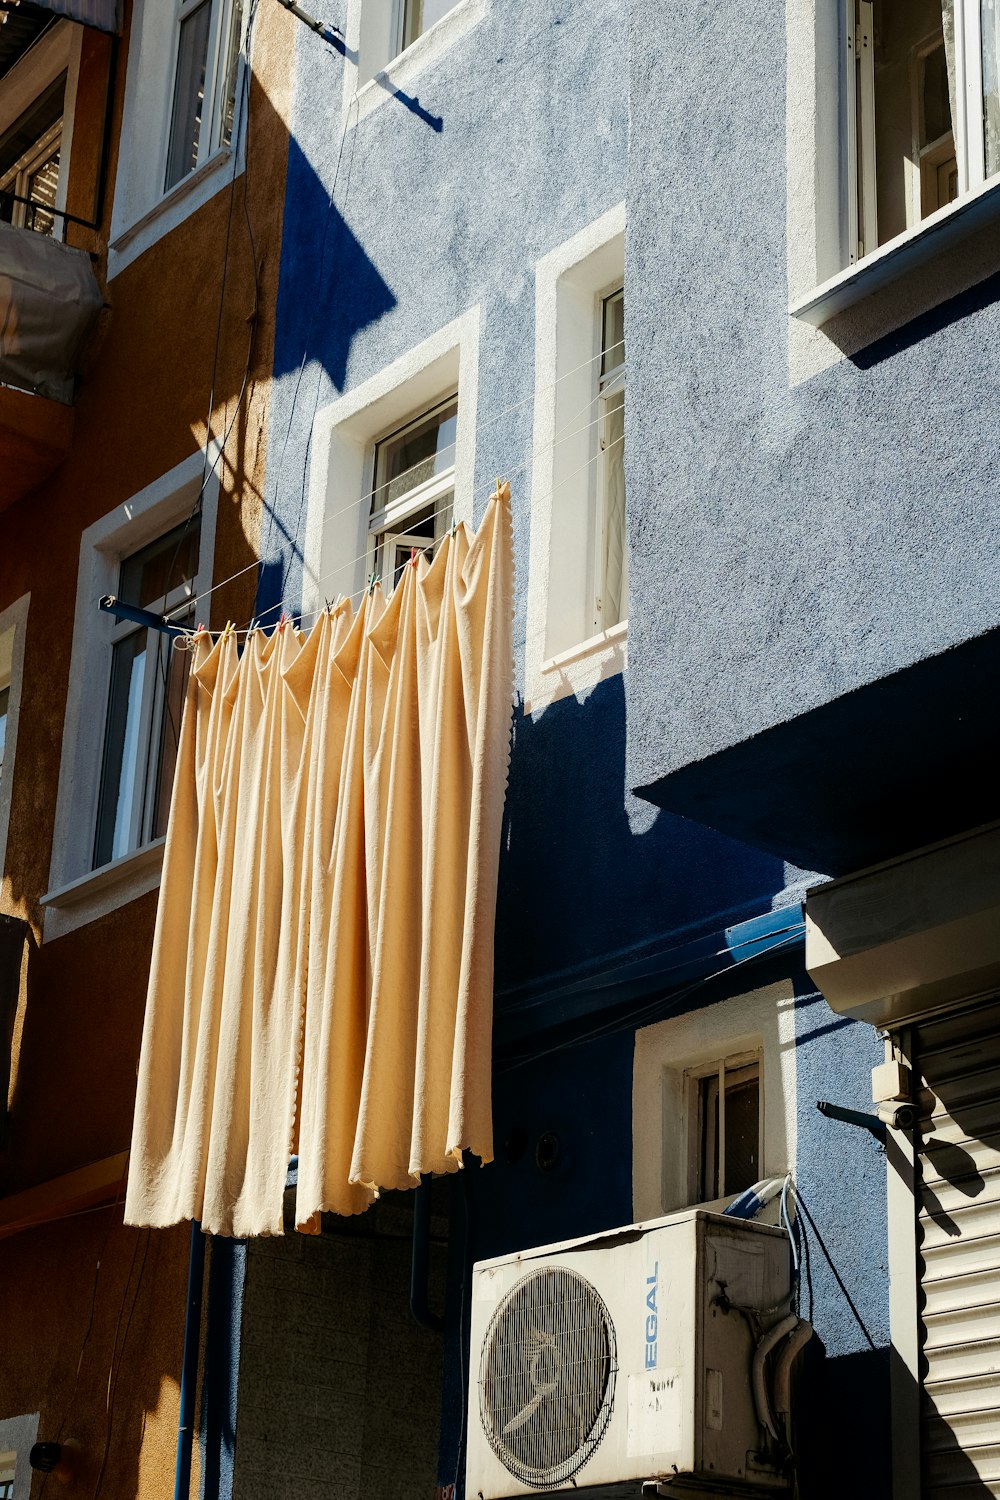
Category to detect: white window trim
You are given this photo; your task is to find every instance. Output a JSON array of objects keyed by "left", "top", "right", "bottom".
[
  {"left": 787, "top": 0, "right": 1000, "bottom": 354},
  {"left": 301, "top": 306, "right": 479, "bottom": 618},
  {"left": 0, "top": 594, "right": 30, "bottom": 891},
  {"left": 632, "top": 979, "right": 798, "bottom": 1222},
  {"left": 525, "top": 202, "right": 627, "bottom": 716},
  {"left": 108, "top": 0, "right": 249, "bottom": 279},
  {"left": 0, "top": 20, "right": 81, "bottom": 243},
  {"left": 43, "top": 452, "right": 218, "bottom": 942},
  {"left": 340, "top": 0, "right": 487, "bottom": 129},
  {"left": 0, "top": 1414, "right": 39, "bottom": 1500}
]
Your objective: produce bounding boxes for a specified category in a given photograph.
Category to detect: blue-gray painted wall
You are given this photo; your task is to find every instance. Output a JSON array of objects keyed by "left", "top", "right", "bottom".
[
  {"left": 623, "top": 0, "right": 1000, "bottom": 875},
  {"left": 254, "top": 1, "right": 893, "bottom": 1493}
]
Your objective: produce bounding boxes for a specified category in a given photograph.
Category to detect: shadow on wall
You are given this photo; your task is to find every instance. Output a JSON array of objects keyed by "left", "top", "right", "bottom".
[
  {"left": 495, "top": 672, "right": 789, "bottom": 996},
  {"left": 272, "top": 136, "right": 397, "bottom": 393}
]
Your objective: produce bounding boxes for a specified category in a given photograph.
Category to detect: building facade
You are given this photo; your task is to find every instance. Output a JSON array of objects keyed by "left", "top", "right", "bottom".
[
  {"left": 0, "top": 0, "right": 292, "bottom": 1495},
  {"left": 4, "top": 0, "right": 991, "bottom": 1498}
]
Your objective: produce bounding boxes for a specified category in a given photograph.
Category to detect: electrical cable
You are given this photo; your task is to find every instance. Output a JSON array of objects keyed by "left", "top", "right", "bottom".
[{"left": 93, "top": 1227, "right": 152, "bottom": 1499}]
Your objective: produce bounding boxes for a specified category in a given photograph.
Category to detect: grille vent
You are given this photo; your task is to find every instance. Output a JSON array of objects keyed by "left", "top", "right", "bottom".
[{"left": 478, "top": 1266, "right": 617, "bottom": 1489}]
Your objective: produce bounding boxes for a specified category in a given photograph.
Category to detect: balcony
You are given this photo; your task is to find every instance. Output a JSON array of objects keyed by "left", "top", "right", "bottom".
[{"left": 0, "top": 216, "right": 101, "bottom": 508}]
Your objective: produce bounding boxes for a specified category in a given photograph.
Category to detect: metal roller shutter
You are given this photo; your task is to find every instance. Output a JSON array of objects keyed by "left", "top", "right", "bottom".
[{"left": 914, "top": 1002, "right": 1000, "bottom": 1500}]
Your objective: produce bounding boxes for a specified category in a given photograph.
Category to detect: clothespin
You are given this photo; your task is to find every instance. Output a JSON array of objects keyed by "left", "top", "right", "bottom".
[
  {"left": 493, "top": 476, "right": 510, "bottom": 505},
  {"left": 195, "top": 621, "right": 205, "bottom": 635},
  {"left": 367, "top": 572, "right": 380, "bottom": 595},
  {"left": 222, "top": 620, "right": 234, "bottom": 639},
  {"left": 277, "top": 611, "right": 287, "bottom": 632},
  {"left": 410, "top": 546, "right": 418, "bottom": 567}
]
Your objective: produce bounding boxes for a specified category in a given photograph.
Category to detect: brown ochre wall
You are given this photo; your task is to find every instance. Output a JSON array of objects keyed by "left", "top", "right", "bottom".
[{"left": 0, "top": 2, "right": 295, "bottom": 1496}]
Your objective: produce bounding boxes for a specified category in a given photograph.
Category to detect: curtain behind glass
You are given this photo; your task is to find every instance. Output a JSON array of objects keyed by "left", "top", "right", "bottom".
[
  {"left": 165, "top": 1, "right": 212, "bottom": 191},
  {"left": 942, "top": 1, "right": 965, "bottom": 183}
]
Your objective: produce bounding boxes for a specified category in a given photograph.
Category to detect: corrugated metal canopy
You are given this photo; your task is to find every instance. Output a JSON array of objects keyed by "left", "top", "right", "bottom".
[{"left": 30, "top": 0, "right": 119, "bottom": 31}]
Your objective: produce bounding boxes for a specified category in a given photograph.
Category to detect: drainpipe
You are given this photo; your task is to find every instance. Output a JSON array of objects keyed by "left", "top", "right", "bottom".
[
  {"left": 174, "top": 1220, "right": 207, "bottom": 1500},
  {"left": 410, "top": 1177, "right": 445, "bottom": 1333}
]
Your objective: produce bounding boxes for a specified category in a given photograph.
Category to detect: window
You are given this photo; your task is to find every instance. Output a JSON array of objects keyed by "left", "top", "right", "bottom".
[
  {"left": 93, "top": 520, "right": 200, "bottom": 870},
  {"left": 0, "top": 1477, "right": 12, "bottom": 1499},
  {"left": 357, "top": 0, "right": 461, "bottom": 84},
  {"left": 526, "top": 204, "right": 627, "bottom": 713},
  {"left": 0, "top": 683, "right": 9, "bottom": 780},
  {"left": 301, "top": 308, "right": 478, "bottom": 619},
  {"left": 631, "top": 979, "right": 796, "bottom": 1221},
  {"left": 368, "top": 397, "right": 456, "bottom": 589},
  {"left": 846, "top": 0, "right": 1000, "bottom": 262},
  {"left": 0, "top": 599, "right": 28, "bottom": 881},
  {"left": 597, "top": 288, "right": 626, "bottom": 632},
  {"left": 165, "top": 0, "right": 245, "bottom": 192},
  {"left": 0, "top": 73, "right": 66, "bottom": 240},
  {"left": 689, "top": 1054, "right": 762, "bottom": 1203}
]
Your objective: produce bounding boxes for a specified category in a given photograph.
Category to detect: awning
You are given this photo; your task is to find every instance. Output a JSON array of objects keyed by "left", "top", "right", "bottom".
[
  {"left": 0, "top": 220, "right": 103, "bottom": 403},
  {"left": 30, "top": 0, "right": 120, "bottom": 33}
]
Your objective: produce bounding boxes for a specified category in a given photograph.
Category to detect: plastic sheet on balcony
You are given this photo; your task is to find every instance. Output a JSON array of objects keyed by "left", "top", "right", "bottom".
[
  {"left": 0, "top": 221, "right": 102, "bottom": 404},
  {"left": 31, "top": 0, "right": 120, "bottom": 33}
]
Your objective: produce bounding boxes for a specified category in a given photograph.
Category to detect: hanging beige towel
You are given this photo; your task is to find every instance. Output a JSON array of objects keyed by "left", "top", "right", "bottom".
[
  {"left": 126, "top": 483, "right": 514, "bottom": 1234},
  {"left": 124, "top": 630, "right": 240, "bottom": 1229}
]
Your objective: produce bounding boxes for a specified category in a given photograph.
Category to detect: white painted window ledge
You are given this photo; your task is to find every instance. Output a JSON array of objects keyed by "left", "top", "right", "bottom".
[
  {"left": 541, "top": 619, "right": 628, "bottom": 675},
  {"left": 349, "top": 0, "right": 486, "bottom": 128},
  {"left": 108, "top": 149, "right": 238, "bottom": 278},
  {"left": 791, "top": 174, "right": 1000, "bottom": 327},
  {"left": 41, "top": 838, "right": 165, "bottom": 938}
]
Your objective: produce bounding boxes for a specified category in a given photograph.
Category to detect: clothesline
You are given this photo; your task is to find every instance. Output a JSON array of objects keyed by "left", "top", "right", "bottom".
[
  {"left": 173, "top": 419, "right": 623, "bottom": 638},
  {"left": 165, "top": 428, "right": 622, "bottom": 642}
]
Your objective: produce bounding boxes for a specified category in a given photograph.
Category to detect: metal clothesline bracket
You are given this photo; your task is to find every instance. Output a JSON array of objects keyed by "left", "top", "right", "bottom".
[{"left": 99, "top": 595, "right": 188, "bottom": 638}]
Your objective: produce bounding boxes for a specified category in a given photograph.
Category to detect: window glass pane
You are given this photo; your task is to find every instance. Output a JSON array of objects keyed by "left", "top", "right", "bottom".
[
  {"left": 24, "top": 141, "right": 60, "bottom": 236},
  {"left": 118, "top": 519, "right": 201, "bottom": 610},
  {"left": 373, "top": 400, "right": 458, "bottom": 512},
  {"left": 983, "top": 0, "right": 1000, "bottom": 176},
  {"left": 0, "top": 683, "right": 9, "bottom": 775},
  {"left": 220, "top": 0, "right": 246, "bottom": 148},
  {"left": 601, "top": 389, "right": 626, "bottom": 628},
  {"left": 373, "top": 492, "right": 452, "bottom": 588},
  {"left": 402, "top": 0, "right": 459, "bottom": 48},
  {"left": 165, "top": 0, "right": 213, "bottom": 191},
  {"left": 723, "top": 1073, "right": 760, "bottom": 1195},
  {"left": 698, "top": 1073, "right": 720, "bottom": 1201},
  {"left": 152, "top": 613, "right": 195, "bottom": 839},
  {"left": 601, "top": 289, "right": 624, "bottom": 377},
  {"left": 95, "top": 630, "right": 148, "bottom": 868},
  {"left": 863, "top": 2, "right": 957, "bottom": 245}
]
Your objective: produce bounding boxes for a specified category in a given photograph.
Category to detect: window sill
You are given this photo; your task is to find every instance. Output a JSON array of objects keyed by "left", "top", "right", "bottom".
[
  {"left": 108, "top": 148, "right": 240, "bottom": 279},
  {"left": 541, "top": 619, "right": 628, "bottom": 675},
  {"left": 525, "top": 620, "right": 628, "bottom": 715},
  {"left": 349, "top": 0, "right": 486, "bottom": 129},
  {"left": 40, "top": 837, "right": 165, "bottom": 940},
  {"left": 790, "top": 173, "right": 1000, "bottom": 327}
]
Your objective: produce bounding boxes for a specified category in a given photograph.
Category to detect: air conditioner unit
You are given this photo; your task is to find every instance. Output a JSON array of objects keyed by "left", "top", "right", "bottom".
[{"left": 467, "top": 1210, "right": 806, "bottom": 1500}]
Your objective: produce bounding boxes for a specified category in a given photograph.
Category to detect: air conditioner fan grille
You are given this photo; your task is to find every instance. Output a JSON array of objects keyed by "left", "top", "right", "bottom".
[{"left": 478, "top": 1266, "right": 617, "bottom": 1489}]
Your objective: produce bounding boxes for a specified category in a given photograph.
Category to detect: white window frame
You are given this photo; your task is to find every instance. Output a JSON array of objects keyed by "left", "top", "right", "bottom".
[
  {"left": 301, "top": 308, "right": 479, "bottom": 619},
  {"left": 632, "top": 980, "right": 798, "bottom": 1221},
  {"left": 93, "top": 528, "right": 200, "bottom": 870},
  {"left": 367, "top": 395, "right": 457, "bottom": 588},
  {"left": 109, "top": 0, "right": 249, "bottom": 278},
  {"left": 0, "top": 20, "right": 81, "bottom": 245},
  {"left": 341, "top": 0, "right": 487, "bottom": 128},
  {"left": 0, "top": 595, "right": 30, "bottom": 890},
  {"left": 685, "top": 1049, "right": 764, "bottom": 1208},
  {"left": 525, "top": 202, "right": 627, "bottom": 716},
  {"left": 164, "top": 0, "right": 245, "bottom": 192},
  {"left": 595, "top": 284, "right": 626, "bottom": 634},
  {"left": 42, "top": 453, "right": 218, "bottom": 941},
  {"left": 788, "top": 0, "right": 1000, "bottom": 338}
]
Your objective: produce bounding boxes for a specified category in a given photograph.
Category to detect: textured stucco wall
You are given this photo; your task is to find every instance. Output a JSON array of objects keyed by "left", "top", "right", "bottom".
[
  {"left": 623, "top": 0, "right": 1000, "bottom": 869},
  {"left": 261, "top": 1, "right": 892, "bottom": 1494}
]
